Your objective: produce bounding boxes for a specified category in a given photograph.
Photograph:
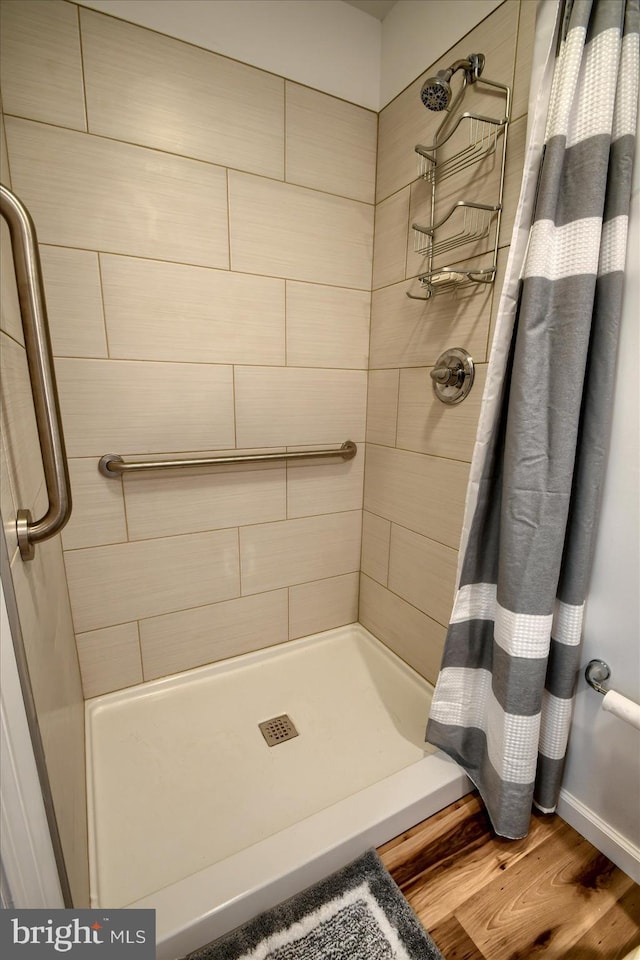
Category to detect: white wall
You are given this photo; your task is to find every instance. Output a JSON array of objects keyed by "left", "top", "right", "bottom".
[
  {"left": 558, "top": 99, "right": 640, "bottom": 882},
  {"left": 379, "top": 0, "right": 503, "bottom": 106},
  {"left": 75, "top": 0, "right": 505, "bottom": 109}
]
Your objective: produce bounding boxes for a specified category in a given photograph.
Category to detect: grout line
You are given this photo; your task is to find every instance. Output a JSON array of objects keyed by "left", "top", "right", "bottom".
[
  {"left": 134, "top": 620, "right": 144, "bottom": 682},
  {"left": 95, "top": 252, "right": 111, "bottom": 358},
  {"left": 71, "top": 1, "right": 378, "bottom": 116},
  {"left": 231, "top": 363, "right": 238, "bottom": 448},
  {"left": 283, "top": 80, "right": 288, "bottom": 183},
  {"left": 76, "top": 3, "right": 90, "bottom": 134},
  {"left": 360, "top": 571, "right": 452, "bottom": 630},
  {"left": 34, "top": 241, "right": 372, "bottom": 294},
  {"left": 225, "top": 167, "right": 232, "bottom": 270}
]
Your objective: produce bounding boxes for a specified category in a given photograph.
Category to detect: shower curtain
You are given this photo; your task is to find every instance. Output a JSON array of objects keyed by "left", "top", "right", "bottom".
[{"left": 426, "top": 0, "right": 639, "bottom": 838}]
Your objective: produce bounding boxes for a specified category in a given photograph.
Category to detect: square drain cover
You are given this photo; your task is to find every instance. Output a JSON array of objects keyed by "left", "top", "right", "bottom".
[{"left": 259, "top": 714, "right": 298, "bottom": 746}]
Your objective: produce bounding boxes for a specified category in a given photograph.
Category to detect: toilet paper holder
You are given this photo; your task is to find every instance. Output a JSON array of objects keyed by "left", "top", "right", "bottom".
[{"left": 585, "top": 659, "right": 611, "bottom": 695}]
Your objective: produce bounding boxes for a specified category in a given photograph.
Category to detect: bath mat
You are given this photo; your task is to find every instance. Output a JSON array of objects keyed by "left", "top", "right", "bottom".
[{"left": 185, "top": 849, "right": 444, "bottom": 959}]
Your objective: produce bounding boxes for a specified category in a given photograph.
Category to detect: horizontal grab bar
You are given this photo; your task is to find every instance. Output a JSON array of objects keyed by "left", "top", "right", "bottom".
[
  {"left": 0, "top": 183, "right": 72, "bottom": 560},
  {"left": 99, "top": 441, "right": 357, "bottom": 477}
]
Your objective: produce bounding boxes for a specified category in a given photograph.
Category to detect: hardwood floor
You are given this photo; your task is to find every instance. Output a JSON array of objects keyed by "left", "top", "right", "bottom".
[{"left": 378, "top": 792, "right": 640, "bottom": 960}]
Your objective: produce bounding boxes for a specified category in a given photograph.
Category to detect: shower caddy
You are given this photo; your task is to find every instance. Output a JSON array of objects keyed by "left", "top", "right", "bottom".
[{"left": 407, "top": 56, "right": 511, "bottom": 301}]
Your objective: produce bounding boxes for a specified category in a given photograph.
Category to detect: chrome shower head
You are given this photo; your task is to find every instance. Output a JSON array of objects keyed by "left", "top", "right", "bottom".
[
  {"left": 420, "top": 71, "right": 453, "bottom": 112},
  {"left": 420, "top": 54, "right": 485, "bottom": 112}
]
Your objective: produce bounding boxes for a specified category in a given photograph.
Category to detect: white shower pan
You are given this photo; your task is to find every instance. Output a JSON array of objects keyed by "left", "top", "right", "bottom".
[{"left": 85, "top": 623, "right": 469, "bottom": 959}]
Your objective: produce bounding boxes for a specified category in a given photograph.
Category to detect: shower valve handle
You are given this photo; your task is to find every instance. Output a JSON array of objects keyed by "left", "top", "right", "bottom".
[
  {"left": 430, "top": 348, "right": 475, "bottom": 405},
  {"left": 430, "top": 362, "right": 464, "bottom": 386}
]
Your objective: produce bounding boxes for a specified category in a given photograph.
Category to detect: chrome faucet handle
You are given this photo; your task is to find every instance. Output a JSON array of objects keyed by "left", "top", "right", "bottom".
[
  {"left": 430, "top": 362, "right": 465, "bottom": 386},
  {"left": 430, "top": 348, "right": 475, "bottom": 404}
]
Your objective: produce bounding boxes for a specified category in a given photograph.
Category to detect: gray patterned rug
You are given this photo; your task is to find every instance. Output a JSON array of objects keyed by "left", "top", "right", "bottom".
[{"left": 186, "top": 850, "right": 444, "bottom": 959}]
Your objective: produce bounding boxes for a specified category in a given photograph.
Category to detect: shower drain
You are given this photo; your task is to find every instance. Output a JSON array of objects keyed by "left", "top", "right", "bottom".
[{"left": 258, "top": 714, "right": 299, "bottom": 746}]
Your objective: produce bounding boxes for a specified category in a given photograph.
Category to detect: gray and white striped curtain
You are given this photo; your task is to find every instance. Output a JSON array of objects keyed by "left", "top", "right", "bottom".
[{"left": 426, "top": 0, "right": 639, "bottom": 839}]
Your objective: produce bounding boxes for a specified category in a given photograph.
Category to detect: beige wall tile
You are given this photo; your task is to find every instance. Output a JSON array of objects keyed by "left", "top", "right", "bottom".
[
  {"left": 140, "top": 590, "right": 289, "bottom": 680},
  {"left": 287, "top": 448, "right": 364, "bottom": 518},
  {"left": 359, "top": 574, "right": 446, "bottom": 684},
  {"left": 370, "top": 277, "right": 492, "bottom": 368},
  {"left": 76, "top": 622, "right": 142, "bottom": 698},
  {"left": 62, "top": 458, "right": 128, "bottom": 550},
  {"left": 234, "top": 366, "right": 367, "bottom": 448},
  {"left": 229, "top": 171, "right": 374, "bottom": 289},
  {"left": 40, "top": 246, "right": 107, "bottom": 358},
  {"left": 101, "top": 255, "right": 285, "bottom": 365},
  {"left": 0, "top": 332, "right": 45, "bottom": 512},
  {"left": 0, "top": 0, "right": 86, "bottom": 130},
  {"left": 285, "top": 82, "right": 377, "bottom": 202},
  {"left": 55, "top": 358, "right": 235, "bottom": 457},
  {"left": 1, "top": 114, "right": 11, "bottom": 187},
  {"left": 124, "top": 462, "right": 286, "bottom": 541},
  {"left": 499, "top": 115, "right": 527, "bottom": 247},
  {"left": 366, "top": 369, "right": 399, "bottom": 446},
  {"left": 1, "top": 432, "right": 20, "bottom": 559},
  {"left": 489, "top": 246, "right": 510, "bottom": 349},
  {"left": 376, "top": 74, "right": 428, "bottom": 204},
  {"left": 372, "top": 188, "right": 410, "bottom": 289},
  {"left": 289, "top": 572, "right": 359, "bottom": 639},
  {"left": 240, "top": 510, "right": 361, "bottom": 595},
  {"left": 5, "top": 118, "right": 229, "bottom": 268},
  {"left": 364, "top": 443, "right": 469, "bottom": 549},
  {"left": 360, "top": 510, "right": 391, "bottom": 585},
  {"left": 65, "top": 529, "right": 240, "bottom": 633},
  {"left": 397, "top": 364, "right": 487, "bottom": 461},
  {"left": 9, "top": 535, "right": 89, "bottom": 905},
  {"left": 285, "top": 282, "right": 370, "bottom": 369},
  {"left": 388, "top": 524, "right": 457, "bottom": 627},
  {"left": 512, "top": 0, "right": 538, "bottom": 121},
  {"left": 376, "top": 0, "right": 518, "bottom": 202},
  {"left": 80, "top": 8, "right": 284, "bottom": 180},
  {"left": 1, "top": 219, "right": 23, "bottom": 345}
]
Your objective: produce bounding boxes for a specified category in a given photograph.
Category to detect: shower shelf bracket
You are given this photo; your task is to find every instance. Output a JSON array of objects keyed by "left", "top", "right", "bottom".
[{"left": 406, "top": 67, "right": 511, "bottom": 303}]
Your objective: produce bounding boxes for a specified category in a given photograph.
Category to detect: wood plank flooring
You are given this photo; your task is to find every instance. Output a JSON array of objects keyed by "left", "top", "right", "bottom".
[{"left": 378, "top": 792, "right": 640, "bottom": 960}]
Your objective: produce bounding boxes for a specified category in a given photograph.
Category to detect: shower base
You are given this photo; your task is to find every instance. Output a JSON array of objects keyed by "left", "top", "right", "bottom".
[{"left": 85, "top": 623, "right": 469, "bottom": 958}]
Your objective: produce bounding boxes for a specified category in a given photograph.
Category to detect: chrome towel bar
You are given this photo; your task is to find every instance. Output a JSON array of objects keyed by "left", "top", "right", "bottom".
[
  {"left": 0, "top": 184, "right": 72, "bottom": 561},
  {"left": 99, "top": 441, "right": 357, "bottom": 477}
]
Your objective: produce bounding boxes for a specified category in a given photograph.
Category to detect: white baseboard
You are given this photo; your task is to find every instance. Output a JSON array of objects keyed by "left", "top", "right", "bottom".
[{"left": 557, "top": 788, "right": 640, "bottom": 884}]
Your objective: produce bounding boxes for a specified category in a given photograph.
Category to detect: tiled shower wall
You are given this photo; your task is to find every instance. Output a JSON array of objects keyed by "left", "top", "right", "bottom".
[
  {"left": 1, "top": 0, "right": 535, "bottom": 704},
  {"left": 1, "top": 0, "right": 376, "bottom": 696},
  {"left": 360, "top": 0, "right": 535, "bottom": 681}
]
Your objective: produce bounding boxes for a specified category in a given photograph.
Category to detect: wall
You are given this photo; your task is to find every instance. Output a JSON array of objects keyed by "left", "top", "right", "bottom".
[
  {"left": 74, "top": 0, "right": 510, "bottom": 111},
  {"left": 75, "top": 0, "right": 382, "bottom": 109},
  {"left": 0, "top": 15, "right": 89, "bottom": 904},
  {"left": 380, "top": 0, "right": 503, "bottom": 107},
  {"left": 360, "top": 0, "right": 535, "bottom": 682},
  {"left": 1, "top": 0, "right": 374, "bottom": 699},
  {"left": 558, "top": 96, "right": 640, "bottom": 879}
]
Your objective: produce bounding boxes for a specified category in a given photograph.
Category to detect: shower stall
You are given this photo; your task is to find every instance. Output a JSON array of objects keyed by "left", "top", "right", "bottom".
[{"left": 1, "top": 0, "right": 638, "bottom": 954}]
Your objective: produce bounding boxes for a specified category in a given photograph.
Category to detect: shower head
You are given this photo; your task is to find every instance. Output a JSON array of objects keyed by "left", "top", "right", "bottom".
[
  {"left": 420, "top": 53, "right": 485, "bottom": 112},
  {"left": 420, "top": 71, "right": 454, "bottom": 111}
]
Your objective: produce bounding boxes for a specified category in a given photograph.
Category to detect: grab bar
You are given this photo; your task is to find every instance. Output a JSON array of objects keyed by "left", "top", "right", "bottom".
[
  {"left": 99, "top": 441, "right": 358, "bottom": 477},
  {"left": 0, "top": 184, "right": 72, "bottom": 561}
]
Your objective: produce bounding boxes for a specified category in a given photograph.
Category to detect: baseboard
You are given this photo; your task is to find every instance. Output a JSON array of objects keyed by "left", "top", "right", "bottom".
[{"left": 557, "top": 789, "right": 640, "bottom": 884}]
